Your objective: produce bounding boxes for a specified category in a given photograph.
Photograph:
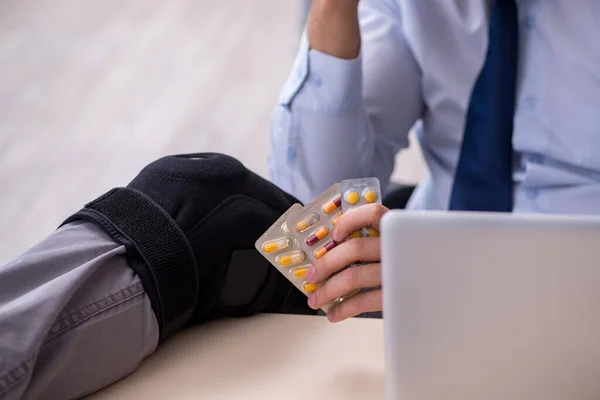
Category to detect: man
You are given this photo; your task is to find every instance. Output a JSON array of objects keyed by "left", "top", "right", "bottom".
[
  {"left": 269, "top": 0, "right": 600, "bottom": 323},
  {"left": 2, "top": 1, "right": 598, "bottom": 397}
]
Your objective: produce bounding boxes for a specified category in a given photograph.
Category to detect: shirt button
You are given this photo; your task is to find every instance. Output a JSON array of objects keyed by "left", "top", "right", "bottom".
[
  {"left": 527, "top": 188, "right": 541, "bottom": 200},
  {"left": 287, "top": 147, "right": 297, "bottom": 160},
  {"left": 524, "top": 16, "right": 535, "bottom": 30},
  {"left": 524, "top": 96, "right": 537, "bottom": 109}
]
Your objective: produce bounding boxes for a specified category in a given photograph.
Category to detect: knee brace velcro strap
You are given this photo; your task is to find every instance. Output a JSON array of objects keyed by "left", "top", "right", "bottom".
[{"left": 62, "top": 187, "right": 198, "bottom": 341}]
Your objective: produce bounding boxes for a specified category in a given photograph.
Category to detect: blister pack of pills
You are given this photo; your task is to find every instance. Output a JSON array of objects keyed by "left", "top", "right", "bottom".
[
  {"left": 255, "top": 203, "right": 304, "bottom": 275},
  {"left": 256, "top": 179, "right": 383, "bottom": 313},
  {"left": 340, "top": 177, "right": 382, "bottom": 238},
  {"left": 287, "top": 183, "right": 359, "bottom": 308},
  {"left": 287, "top": 183, "right": 342, "bottom": 263},
  {"left": 255, "top": 203, "right": 333, "bottom": 312}
]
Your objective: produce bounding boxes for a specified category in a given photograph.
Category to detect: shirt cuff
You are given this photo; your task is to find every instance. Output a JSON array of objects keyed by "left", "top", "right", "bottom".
[{"left": 278, "top": 32, "right": 363, "bottom": 113}]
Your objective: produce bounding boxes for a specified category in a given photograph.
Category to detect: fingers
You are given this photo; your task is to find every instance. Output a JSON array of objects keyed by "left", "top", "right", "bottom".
[
  {"left": 332, "top": 203, "right": 389, "bottom": 243},
  {"left": 303, "top": 203, "right": 387, "bottom": 319},
  {"left": 306, "top": 237, "right": 381, "bottom": 283},
  {"left": 308, "top": 263, "right": 382, "bottom": 310},
  {"left": 326, "top": 289, "right": 383, "bottom": 323}
]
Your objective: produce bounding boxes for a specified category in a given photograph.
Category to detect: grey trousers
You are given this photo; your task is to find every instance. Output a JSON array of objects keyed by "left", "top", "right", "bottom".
[
  {"left": 0, "top": 181, "right": 415, "bottom": 399},
  {"left": 0, "top": 221, "right": 159, "bottom": 399}
]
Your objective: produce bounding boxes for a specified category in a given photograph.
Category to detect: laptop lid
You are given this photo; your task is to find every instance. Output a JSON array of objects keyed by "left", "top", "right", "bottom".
[{"left": 381, "top": 211, "right": 600, "bottom": 400}]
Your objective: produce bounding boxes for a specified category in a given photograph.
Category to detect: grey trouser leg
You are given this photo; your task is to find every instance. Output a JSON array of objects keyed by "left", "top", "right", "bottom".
[{"left": 0, "top": 221, "right": 159, "bottom": 399}]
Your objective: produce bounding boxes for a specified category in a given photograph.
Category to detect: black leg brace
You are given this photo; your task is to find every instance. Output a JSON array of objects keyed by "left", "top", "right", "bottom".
[{"left": 61, "top": 153, "right": 316, "bottom": 341}]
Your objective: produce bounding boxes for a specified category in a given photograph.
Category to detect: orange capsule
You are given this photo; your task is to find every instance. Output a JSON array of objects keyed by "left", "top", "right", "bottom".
[
  {"left": 366, "top": 228, "right": 380, "bottom": 237},
  {"left": 262, "top": 238, "right": 292, "bottom": 253},
  {"left": 332, "top": 213, "right": 342, "bottom": 226},
  {"left": 296, "top": 214, "right": 320, "bottom": 233},
  {"left": 276, "top": 251, "right": 306, "bottom": 267},
  {"left": 290, "top": 266, "right": 309, "bottom": 279},
  {"left": 322, "top": 195, "right": 342, "bottom": 214},
  {"left": 303, "top": 282, "right": 320, "bottom": 293},
  {"left": 305, "top": 226, "right": 329, "bottom": 246},
  {"left": 315, "top": 240, "right": 337, "bottom": 259},
  {"left": 350, "top": 230, "right": 363, "bottom": 239}
]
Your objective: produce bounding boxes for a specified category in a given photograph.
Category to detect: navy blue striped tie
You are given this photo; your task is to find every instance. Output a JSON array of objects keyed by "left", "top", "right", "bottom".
[{"left": 449, "top": 0, "right": 519, "bottom": 212}]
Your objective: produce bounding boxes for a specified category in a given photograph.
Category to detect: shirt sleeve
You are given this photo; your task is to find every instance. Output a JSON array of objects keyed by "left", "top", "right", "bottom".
[
  {"left": 0, "top": 221, "right": 159, "bottom": 400},
  {"left": 269, "top": 0, "right": 423, "bottom": 203}
]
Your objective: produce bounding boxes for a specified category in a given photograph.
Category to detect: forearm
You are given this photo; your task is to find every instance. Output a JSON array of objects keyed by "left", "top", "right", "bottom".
[
  {"left": 269, "top": 40, "right": 370, "bottom": 202},
  {"left": 307, "top": 0, "right": 361, "bottom": 59},
  {"left": 0, "top": 221, "right": 159, "bottom": 399},
  {"left": 270, "top": 0, "right": 423, "bottom": 202}
]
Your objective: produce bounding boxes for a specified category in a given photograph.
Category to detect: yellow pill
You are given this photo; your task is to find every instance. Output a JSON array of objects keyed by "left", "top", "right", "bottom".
[
  {"left": 332, "top": 213, "right": 342, "bottom": 226},
  {"left": 290, "top": 266, "right": 309, "bottom": 279},
  {"left": 344, "top": 190, "right": 360, "bottom": 206},
  {"left": 303, "top": 282, "right": 320, "bottom": 293},
  {"left": 296, "top": 214, "right": 320, "bottom": 232},
  {"left": 276, "top": 251, "right": 306, "bottom": 267},
  {"left": 262, "top": 238, "right": 292, "bottom": 254},
  {"left": 363, "top": 188, "right": 378, "bottom": 203},
  {"left": 350, "top": 230, "right": 363, "bottom": 239},
  {"left": 366, "top": 228, "right": 380, "bottom": 237}
]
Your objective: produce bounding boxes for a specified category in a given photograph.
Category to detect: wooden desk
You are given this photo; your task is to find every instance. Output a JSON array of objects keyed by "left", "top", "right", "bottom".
[{"left": 90, "top": 314, "right": 386, "bottom": 399}]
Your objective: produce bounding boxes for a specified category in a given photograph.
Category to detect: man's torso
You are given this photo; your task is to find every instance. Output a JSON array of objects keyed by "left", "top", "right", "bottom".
[{"left": 400, "top": 0, "right": 600, "bottom": 214}]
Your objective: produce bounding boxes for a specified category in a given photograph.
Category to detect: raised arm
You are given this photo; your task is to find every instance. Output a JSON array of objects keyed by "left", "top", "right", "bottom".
[{"left": 269, "top": 0, "right": 423, "bottom": 203}]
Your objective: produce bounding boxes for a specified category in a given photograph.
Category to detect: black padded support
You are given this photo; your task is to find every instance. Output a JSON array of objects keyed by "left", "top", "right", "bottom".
[
  {"left": 62, "top": 188, "right": 198, "bottom": 340},
  {"left": 219, "top": 249, "right": 293, "bottom": 315}
]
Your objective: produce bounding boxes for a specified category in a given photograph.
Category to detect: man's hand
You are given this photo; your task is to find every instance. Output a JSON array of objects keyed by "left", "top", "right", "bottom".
[
  {"left": 307, "top": 0, "right": 361, "bottom": 60},
  {"left": 305, "top": 203, "right": 389, "bottom": 322}
]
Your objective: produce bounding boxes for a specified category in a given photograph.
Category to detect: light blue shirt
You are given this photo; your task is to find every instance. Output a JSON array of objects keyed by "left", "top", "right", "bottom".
[{"left": 269, "top": 0, "right": 600, "bottom": 214}]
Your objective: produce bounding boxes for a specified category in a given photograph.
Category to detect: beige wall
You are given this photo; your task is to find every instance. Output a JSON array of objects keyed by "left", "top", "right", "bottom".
[{"left": 0, "top": 0, "right": 424, "bottom": 265}]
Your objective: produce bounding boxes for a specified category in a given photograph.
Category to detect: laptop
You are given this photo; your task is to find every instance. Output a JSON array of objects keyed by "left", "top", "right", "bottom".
[{"left": 381, "top": 211, "right": 600, "bottom": 400}]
